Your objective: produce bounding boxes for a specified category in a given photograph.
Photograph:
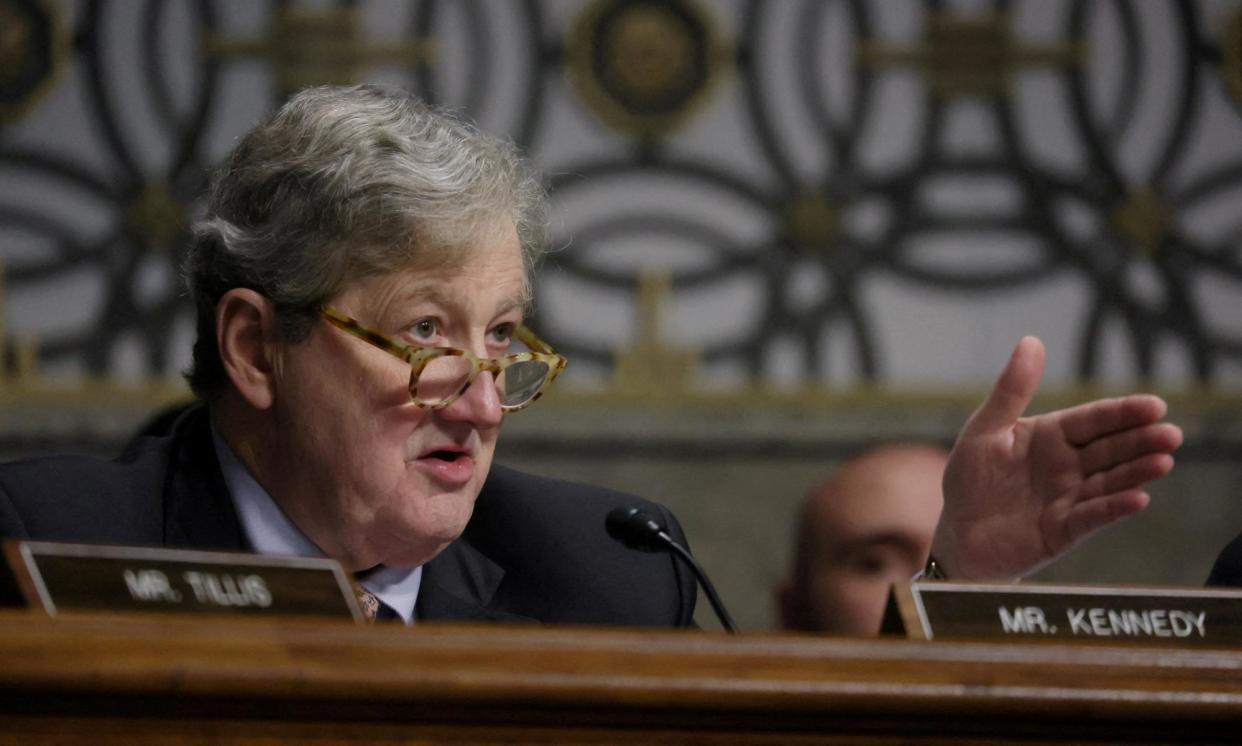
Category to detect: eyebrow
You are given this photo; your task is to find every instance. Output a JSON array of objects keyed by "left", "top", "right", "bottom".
[{"left": 393, "top": 284, "right": 532, "bottom": 320}]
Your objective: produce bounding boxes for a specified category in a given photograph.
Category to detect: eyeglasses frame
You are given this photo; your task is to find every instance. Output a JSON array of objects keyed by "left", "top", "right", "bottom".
[{"left": 320, "top": 307, "right": 568, "bottom": 413}]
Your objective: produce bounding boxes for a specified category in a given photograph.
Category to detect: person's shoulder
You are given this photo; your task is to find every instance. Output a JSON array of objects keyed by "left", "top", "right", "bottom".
[
  {"left": 0, "top": 413, "right": 193, "bottom": 543},
  {"left": 1207, "top": 531, "right": 1242, "bottom": 587},
  {"left": 1, "top": 439, "right": 165, "bottom": 499},
  {"left": 476, "top": 463, "right": 681, "bottom": 535},
  {"left": 480, "top": 463, "right": 649, "bottom": 510},
  {"left": 471, "top": 459, "right": 695, "bottom": 563},
  {"left": 466, "top": 463, "right": 696, "bottom": 627}
]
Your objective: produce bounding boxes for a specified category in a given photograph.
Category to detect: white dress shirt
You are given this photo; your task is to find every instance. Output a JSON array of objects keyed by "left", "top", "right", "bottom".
[{"left": 211, "top": 428, "right": 422, "bottom": 624}]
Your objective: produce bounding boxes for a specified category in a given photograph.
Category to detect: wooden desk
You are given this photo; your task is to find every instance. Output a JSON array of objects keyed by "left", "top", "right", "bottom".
[{"left": 1, "top": 610, "right": 1240, "bottom": 743}]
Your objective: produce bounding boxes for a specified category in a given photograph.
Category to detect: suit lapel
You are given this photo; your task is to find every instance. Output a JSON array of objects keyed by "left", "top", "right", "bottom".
[
  {"left": 160, "top": 406, "right": 250, "bottom": 552},
  {"left": 417, "top": 537, "right": 534, "bottom": 624}
]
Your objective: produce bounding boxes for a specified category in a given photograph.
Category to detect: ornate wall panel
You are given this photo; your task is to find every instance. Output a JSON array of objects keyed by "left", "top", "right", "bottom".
[
  {"left": 0, "top": 0, "right": 1238, "bottom": 474},
  {"left": 1, "top": 0, "right": 1241, "bottom": 406}
]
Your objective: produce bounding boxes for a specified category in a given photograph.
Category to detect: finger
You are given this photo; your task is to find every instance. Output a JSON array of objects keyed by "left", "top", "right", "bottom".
[
  {"left": 964, "top": 336, "right": 1046, "bottom": 435},
  {"left": 1058, "top": 490, "right": 1151, "bottom": 549},
  {"left": 1057, "top": 394, "right": 1169, "bottom": 446},
  {"left": 1076, "top": 422, "right": 1184, "bottom": 475},
  {"left": 1078, "top": 452, "right": 1175, "bottom": 501}
]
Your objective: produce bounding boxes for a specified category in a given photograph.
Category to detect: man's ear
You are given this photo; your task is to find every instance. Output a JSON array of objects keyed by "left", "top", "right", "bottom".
[{"left": 216, "top": 288, "right": 279, "bottom": 410}]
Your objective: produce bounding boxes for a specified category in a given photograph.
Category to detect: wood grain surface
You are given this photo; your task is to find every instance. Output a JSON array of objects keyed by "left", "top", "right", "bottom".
[{"left": 2, "top": 610, "right": 1241, "bottom": 743}]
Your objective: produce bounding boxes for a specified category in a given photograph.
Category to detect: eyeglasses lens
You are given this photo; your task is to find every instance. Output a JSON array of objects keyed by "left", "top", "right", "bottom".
[
  {"left": 415, "top": 356, "right": 473, "bottom": 405},
  {"left": 413, "top": 357, "right": 550, "bottom": 407},
  {"left": 499, "top": 360, "right": 551, "bottom": 406}
]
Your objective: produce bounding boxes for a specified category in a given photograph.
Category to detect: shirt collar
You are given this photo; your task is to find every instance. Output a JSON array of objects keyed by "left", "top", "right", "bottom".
[{"left": 211, "top": 426, "right": 422, "bottom": 624}]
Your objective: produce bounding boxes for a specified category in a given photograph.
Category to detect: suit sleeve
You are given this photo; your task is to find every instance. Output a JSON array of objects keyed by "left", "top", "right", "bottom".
[
  {"left": 0, "top": 481, "right": 30, "bottom": 540},
  {"left": 1207, "top": 532, "right": 1242, "bottom": 587}
]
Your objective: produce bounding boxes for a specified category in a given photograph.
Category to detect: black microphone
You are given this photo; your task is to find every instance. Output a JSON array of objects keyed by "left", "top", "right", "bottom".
[{"left": 605, "top": 506, "right": 738, "bottom": 633}]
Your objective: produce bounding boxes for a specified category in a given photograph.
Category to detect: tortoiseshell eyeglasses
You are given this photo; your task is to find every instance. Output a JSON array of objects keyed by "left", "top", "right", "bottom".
[{"left": 321, "top": 307, "right": 568, "bottom": 413}]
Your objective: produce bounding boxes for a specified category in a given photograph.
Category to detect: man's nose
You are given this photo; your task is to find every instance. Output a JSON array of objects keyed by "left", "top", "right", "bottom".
[{"left": 439, "top": 369, "right": 504, "bottom": 427}]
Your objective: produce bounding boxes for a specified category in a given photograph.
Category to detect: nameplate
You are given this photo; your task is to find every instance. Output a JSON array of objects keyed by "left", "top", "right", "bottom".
[
  {"left": 884, "top": 581, "right": 1242, "bottom": 647},
  {"left": 3, "top": 541, "right": 364, "bottom": 621}
]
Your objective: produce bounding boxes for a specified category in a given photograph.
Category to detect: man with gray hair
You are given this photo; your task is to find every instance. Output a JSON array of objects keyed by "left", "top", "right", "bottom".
[
  {"left": 0, "top": 84, "right": 1183, "bottom": 627},
  {"left": 0, "top": 84, "right": 695, "bottom": 625}
]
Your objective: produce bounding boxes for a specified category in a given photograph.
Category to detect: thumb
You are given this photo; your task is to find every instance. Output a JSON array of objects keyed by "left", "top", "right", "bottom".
[{"left": 963, "top": 336, "right": 1046, "bottom": 435}]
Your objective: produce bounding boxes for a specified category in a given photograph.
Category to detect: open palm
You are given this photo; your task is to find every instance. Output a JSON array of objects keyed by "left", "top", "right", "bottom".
[{"left": 934, "top": 337, "right": 1183, "bottom": 581}]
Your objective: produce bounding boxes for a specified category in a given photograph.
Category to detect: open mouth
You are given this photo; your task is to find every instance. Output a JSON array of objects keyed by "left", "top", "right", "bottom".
[{"left": 415, "top": 446, "right": 475, "bottom": 486}]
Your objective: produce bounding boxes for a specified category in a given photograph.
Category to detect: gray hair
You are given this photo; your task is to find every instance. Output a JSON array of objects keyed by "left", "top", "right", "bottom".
[{"left": 184, "top": 84, "right": 548, "bottom": 398}]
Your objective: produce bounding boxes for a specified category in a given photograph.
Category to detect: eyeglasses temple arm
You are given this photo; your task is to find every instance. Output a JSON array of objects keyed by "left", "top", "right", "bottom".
[
  {"left": 322, "top": 308, "right": 417, "bottom": 362},
  {"left": 517, "top": 325, "right": 558, "bottom": 355}
]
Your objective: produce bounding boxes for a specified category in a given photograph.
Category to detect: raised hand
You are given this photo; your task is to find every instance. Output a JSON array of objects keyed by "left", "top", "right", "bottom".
[{"left": 932, "top": 337, "right": 1183, "bottom": 581}]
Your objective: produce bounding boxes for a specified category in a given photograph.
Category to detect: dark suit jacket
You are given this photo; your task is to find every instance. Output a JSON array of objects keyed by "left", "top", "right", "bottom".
[
  {"left": 1207, "top": 533, "right": 1242, "bottom": 588},
  {"left": 0, "top": 407, "right": 698, "bottom": 627}
]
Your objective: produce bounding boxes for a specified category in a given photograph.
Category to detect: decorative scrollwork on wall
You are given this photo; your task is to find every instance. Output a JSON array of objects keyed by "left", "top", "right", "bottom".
[{"left": 0, "top": 0, "right": 1238, "bottom": 398}]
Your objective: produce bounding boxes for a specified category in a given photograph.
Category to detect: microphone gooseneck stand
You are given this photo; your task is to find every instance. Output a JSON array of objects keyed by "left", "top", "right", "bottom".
[{"left": 605, "top": 506, "right": 738, "bottom": 634}]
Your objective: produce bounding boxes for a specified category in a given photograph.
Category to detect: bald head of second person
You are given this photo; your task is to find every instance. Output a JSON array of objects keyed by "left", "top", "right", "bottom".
[{"left": 778, "top": 444, "right": 948, "bottom": 635}]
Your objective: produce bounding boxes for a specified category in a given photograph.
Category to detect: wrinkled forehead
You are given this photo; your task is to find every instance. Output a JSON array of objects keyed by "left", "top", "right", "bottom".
[
  {"left": 810, "top": 471, "right": 944, "bottom": 537},
  {"left": 401, "top": 218, "right": 528, "bottom": 285},
  {"left": 341, "top": 224, "right": 531, "bottom": 318}
]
